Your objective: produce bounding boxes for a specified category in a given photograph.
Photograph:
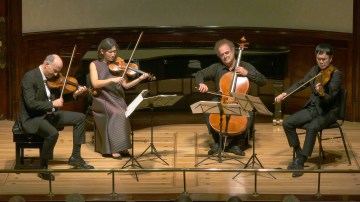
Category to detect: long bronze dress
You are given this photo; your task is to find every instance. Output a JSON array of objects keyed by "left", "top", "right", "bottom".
[{"left": 91, "top": 60, "right": 131, "bottom": 155}]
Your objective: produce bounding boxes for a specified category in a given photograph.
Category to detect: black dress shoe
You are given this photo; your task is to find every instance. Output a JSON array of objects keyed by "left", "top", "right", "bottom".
[
  {"left": 112, "top": 155, "right": 123, "bottom": 160},
  {"left": 292, "top": 168, "right": 304, "bottom": 178},
  {"left": 68, "top": 156, "right": 95, "bottom": 169},
  {"left": 120, "top": 152, "right": 132, "bottom": 158},
  {"left": 287, "top": 156, "right": 305, "bottom": 177},
  {"left": 227, "top": 145, "right": 245, "bottom": 156},
  {"left": 38, "top": 172, "right": 55, "bottom": 181},
  {"left": 208, "top": 143, "right": 219, "bottom": 155}
]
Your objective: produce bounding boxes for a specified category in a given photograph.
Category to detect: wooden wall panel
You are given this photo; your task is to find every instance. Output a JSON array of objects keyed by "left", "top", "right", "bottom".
[
  {"left": 352, "top": 0, "right": 360, "bottom": 121},
  {"left": 0, "top": 0, "right": 7, "bottom": 119},
  {"left": 6, "top": 27, "right": 351, "bottom": 121},
  {"left": 3, "top": 0, "right": 356, "bottom": 122}
]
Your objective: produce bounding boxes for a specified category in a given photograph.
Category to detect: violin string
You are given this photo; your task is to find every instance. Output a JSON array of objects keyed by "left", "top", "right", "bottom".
[
  {"left": 60, "top": 45, "right": 77, "bottom": 98},
  {"left": 121, "top": 31, "right": 143, "bottom": 78},
  {"left": 230, "top": 37, "right": 247, "bottom": 93}
]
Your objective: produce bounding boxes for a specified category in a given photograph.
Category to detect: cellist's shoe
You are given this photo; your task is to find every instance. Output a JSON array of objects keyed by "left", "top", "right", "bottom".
[
  {"left": 228, "top": 145, "right": 245, "bottom": 156},
  {"left": 208, "top": 143, "right": 219, "bottom": 155}
]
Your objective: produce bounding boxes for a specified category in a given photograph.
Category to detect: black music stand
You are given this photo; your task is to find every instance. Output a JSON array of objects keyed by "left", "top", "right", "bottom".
[
  {"left": 136, "top": 94, "right": 183, "bottom": 165},
  {"left": 122, "top": 89, "right": 149, "bottom": 181},
  {"left": 230, "top": 93, "right": 276, "bottom": 179},
  {"left": 191, "top": 101, "right": 248, "bottom": 167}
]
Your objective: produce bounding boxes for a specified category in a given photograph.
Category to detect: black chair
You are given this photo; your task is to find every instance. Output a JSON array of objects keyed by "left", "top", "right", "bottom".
[
  {"left": 85, "top": 73, "right": 96, "bottom": 146},
  {"left": 295, "top": 87, "right": 351, "bottom": 167},
  {"left": 12, "top": 119, "right": 64, "bottom": 169},
  {"left": 12, "top": 120, "right": 44, "bottom": 169}
]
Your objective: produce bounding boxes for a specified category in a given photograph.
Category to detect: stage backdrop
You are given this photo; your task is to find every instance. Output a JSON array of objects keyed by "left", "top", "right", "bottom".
[{"left": 22, "top": 0, "right": 353, "bottom": 33}]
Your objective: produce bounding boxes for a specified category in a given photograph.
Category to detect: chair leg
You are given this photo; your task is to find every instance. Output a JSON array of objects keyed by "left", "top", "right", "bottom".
[
  {"left": 339, "top": 127, "right": 351, "bottom": 165},
  {"left": 222, "top": 135, "right": 228, "bottom": 152},
  {"left": 15, "top": 144, "right": 22, "bottom": 169},
  {"left": 317, "top": 132, "right": 325, "bottom": 169},
  {"left": 93, "top": 123, "right": 97, "bottom": 152},
  {"left": 319, "top": 132, "right": 326, "bottom": 159}
]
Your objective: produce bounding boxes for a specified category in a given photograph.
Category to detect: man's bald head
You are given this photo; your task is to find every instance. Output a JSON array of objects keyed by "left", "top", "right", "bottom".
[
  {"left": 44, "top": 54, "right": 63, "bottom": 68},
  {"left": 42, "top": 54, "right": 63, "bottom": 79}
]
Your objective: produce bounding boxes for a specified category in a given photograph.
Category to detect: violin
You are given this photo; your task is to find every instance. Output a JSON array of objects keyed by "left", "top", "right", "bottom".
[
  {"left": 47, "top": 73, "right": 97, "bottom": 96},
  {"left": 108, "top": 57, "right": 156, "bottom": 81}
]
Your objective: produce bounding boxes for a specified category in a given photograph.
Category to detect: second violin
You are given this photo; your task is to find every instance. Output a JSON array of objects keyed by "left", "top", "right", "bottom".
[{"left": 109, "top": 57, "right": 156, "bottom": 81}]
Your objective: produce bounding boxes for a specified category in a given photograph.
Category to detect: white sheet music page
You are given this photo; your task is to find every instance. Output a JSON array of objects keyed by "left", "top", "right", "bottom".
[{"left": 125, "top": 89, "right": 149, "bottom": 118}]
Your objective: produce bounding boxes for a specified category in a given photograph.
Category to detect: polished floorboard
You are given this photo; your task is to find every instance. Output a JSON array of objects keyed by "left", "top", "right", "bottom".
[{"left": 0, "top": 111, "right": 360, "bottom": 201}]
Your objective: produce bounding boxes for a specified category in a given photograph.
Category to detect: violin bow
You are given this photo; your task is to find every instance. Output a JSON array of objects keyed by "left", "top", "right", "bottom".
[
  {"left": 121, "top": 31, "right": 143, "bottom": 78},
  {"left": 281, "top": 72, "right": 322, "bottom": 101},
  {"left": 60, "top": 44, "right": 77, "bottom": 98}
]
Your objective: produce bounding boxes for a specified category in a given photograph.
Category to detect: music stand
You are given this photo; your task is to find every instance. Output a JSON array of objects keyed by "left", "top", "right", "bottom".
[
  {"left": 136, "top": 94, "right": 183, "bottom": 165},
  {"left": 191, "top": 101, "right": 248, "bottom": 166},
  {"left": 230, "top": 93, "right": 276, "bottom": 179},
  {"left": 122, "top": 89, "right": 149, "bottom": 181}
]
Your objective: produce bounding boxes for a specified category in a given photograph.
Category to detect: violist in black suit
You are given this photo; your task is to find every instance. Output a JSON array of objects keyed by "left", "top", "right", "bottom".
[
  {"left": 20, "top": 54, "right": 94, "bottom": 181},
  {"left": 274, "top": 43, "right": 343, "bottom": 177}
]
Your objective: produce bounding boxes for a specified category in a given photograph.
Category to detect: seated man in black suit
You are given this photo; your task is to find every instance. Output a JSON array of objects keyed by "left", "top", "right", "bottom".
[{"left": 20, "top": 54, "right": 94, "bottom": 181}]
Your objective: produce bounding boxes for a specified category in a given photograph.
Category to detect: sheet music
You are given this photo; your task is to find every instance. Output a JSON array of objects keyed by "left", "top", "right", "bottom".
[
  {"left": 190, "top": 101, "right": 249, "bottom": 116},
  {"left": 190, "top": 101, "right": 221, "bottom": 114},
  {"left": 245, "top": 94, "right": 273, "bottom": 116},
  {"left": 231, "top": 92, "right": 273, "bottom": 116},
  {"left": 137, "top": 94, "right": 182, "bottom": 109},
  {"left": 230, "top": 93, "right": 254, "bottom": 112},
  {"left": 125, "top": 89, "right": 149, "bottom": 118}
]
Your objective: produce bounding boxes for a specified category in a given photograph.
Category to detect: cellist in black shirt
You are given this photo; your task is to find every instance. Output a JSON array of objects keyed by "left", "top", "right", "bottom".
[{"left": 195, "top": 38, "right": 267, "bottom": 156}]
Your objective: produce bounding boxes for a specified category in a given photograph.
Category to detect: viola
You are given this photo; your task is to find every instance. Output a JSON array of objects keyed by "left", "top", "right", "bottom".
[
  {"left": 209, "top": 37, "right": 249, "bottom": 137},
  {"left": 47, "top": 73, "right": 97, "bottom": 96},
  {"left": 109, "top": 57, "right": 156, "bottom": 81}
]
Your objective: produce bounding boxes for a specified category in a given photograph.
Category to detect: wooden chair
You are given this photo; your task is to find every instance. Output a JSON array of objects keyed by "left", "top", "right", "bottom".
[{"left": 295, "top": 87, "right": 351, "bottom": 167}]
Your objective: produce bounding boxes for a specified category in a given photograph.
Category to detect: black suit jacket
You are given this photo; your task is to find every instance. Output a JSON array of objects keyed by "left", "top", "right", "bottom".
[
  {"left": 20, "top": 67, "right": 72, "bottom": 134},
  {"left": 284, "top": 65, "right": 342, "bottom": 118}
]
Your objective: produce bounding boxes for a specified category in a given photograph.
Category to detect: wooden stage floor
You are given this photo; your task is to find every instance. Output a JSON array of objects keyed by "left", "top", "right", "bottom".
[{"left": 0, "top": 111, "right": 360, "bottom": 201}]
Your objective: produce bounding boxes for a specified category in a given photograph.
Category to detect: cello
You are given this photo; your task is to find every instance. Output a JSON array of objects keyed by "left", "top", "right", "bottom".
[{"left": 209, "top": 37, "right": 249, "bottom": 137}]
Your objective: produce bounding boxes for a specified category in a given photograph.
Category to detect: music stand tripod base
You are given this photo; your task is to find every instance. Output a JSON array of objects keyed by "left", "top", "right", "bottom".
[
  {"left": 195, "top": 144, "right": 245, "bottom": 167},
  {"left": 230, "top": 92, "right": 276, "bottom": 180},
  {"left": 191, "top": 101, "right": 247, "bottom": 167},
  {"left": 136, "top": 95, "right": 183, "bottom": 166},
  {"left": 122, "top": 117, "right": 143, "bottom": 182}
]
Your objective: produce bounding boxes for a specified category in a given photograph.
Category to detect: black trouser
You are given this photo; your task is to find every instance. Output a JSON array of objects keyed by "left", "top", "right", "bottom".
[
  {"left": 282, "top": 106, "right": 336, "bottom": 157},
  {"left": 36, "top": 110, "right": 86, "bottom": 160}
]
